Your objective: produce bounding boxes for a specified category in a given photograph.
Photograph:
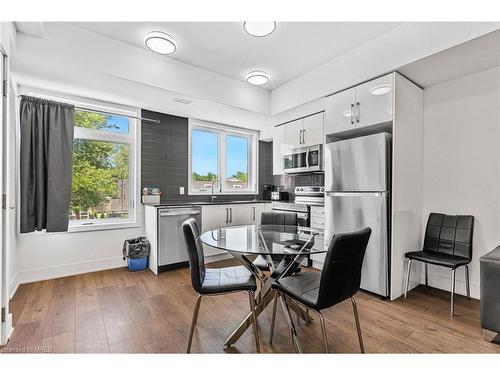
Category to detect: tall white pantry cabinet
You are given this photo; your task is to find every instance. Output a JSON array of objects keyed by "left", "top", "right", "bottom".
[{"left": 322, "top": 72, "right": 424, "bottom": 301}]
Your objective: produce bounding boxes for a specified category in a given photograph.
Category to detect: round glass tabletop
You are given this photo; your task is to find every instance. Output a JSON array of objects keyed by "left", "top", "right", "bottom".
[{"left": 199, "top": 224, "right": 325, "bottom": 256}]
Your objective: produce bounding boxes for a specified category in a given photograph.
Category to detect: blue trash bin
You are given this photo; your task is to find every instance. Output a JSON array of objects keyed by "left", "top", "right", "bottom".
[{"left": 127, "top": 255, "right": 149, "bottom": 272}]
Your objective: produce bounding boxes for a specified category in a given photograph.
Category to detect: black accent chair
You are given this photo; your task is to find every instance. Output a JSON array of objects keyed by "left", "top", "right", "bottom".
[
  {"left": 271, "top": 227, "right": 372, "bottom": 353},
  {"left": 182, "top": 218, "right": 260, "bottom": 353},
  {"left": 253, "top": 211, "right": 298, "bottom": 271},
  {"left": 404, "top": 213, "right": 474, "bottom": 316}
]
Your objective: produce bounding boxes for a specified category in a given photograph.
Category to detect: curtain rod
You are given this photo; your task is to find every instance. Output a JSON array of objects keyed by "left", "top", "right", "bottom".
[
  {"left": 75, "top": 107, "right": 160, "bottom": 124},
  {"left": 18, "top": 95, "right": 160, "bottom": 124}
]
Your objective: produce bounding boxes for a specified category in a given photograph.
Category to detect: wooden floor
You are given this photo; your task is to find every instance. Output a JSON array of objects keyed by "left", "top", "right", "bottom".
[{"left": 2, "top": 261, "right": 500, "bottom": 354}]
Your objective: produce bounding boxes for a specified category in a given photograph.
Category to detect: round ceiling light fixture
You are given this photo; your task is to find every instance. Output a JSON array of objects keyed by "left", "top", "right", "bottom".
[
  {"left": 243, "top": 22, "right": 277, "bottom": 37},
  {"left": 144, "top": 31, "right": 177, "bottom": 55},
  {"left": 246, "top": 70, "right": 270, "bottom": 86}
]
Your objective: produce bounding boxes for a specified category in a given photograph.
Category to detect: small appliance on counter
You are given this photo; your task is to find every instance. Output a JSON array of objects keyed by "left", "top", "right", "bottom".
[
  {"left": 262, "top": 184, "right": 275, "bottom": 200},
  {"left": 270, "top": 187, "right": 289, "bottom": 201}
]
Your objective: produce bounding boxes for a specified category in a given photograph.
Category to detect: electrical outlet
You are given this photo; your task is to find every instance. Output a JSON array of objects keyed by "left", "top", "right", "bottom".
[{"left": 179, "top": 187, "right": 185, "bottom": 195}]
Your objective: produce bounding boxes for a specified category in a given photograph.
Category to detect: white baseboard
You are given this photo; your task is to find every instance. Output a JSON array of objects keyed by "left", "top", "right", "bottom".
[
  {"left": 9, "top": 272, "right": 20, "bottom": 299},
  {"left": 14, "top": 256, "right": 126, "bottom": 290},
  {"left": 11, "top": 253, "right": 233, "bottom": 298},
  {"left": 313, "top": 261, "right": 479, "bottom": 299},
  {"left": 419, "top": 269, "right": 480, "bottom": 300}
]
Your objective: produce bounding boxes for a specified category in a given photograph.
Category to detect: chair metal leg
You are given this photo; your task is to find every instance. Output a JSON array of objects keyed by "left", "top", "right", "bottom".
[
  {"left": 404, "top": 259, "right": 413, "bottom": 298},
  {"left": 350, "top": 297, "right": 365, "bottom": 353},
  {"left": 248, "top": 291, "right": 261, "bottom": 353},
  {"left": 465, "top": 265, "right": 470, "bottom": 300},
  {"left": 279, "top": 294, "right": 303, "bottom": 353},
  {"left": 425, "top": 263, "right": 428, "bottom": 287},
  {"left": 450, "top": 269, "right": 456, "bottom": 316},
  {"left": 269, "top": 292, "right": 278, "bottom": 344},
  {"left": 317, "top": 311, "right": 329, "bottom": 353},
  {"left": 186, "top": 294, "right": 203, "bottom": 353}
]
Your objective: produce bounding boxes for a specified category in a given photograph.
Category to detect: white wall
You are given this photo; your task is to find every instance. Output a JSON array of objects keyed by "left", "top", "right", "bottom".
[
  {"left": 421, "top": 66, "right": 500, "bottom": 299},
  {"left": 271, "top": 22, "right": 500, "bottom": 114},
  {"left": 10, "top": 30, "right": 274, "bottom": 295}
]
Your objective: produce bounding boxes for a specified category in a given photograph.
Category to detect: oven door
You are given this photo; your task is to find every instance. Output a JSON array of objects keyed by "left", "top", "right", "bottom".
[{"left": 271, "top": 209, "right": 309, "bottom": 227}]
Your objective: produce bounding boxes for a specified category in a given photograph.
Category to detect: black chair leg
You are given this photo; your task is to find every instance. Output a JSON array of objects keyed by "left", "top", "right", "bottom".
[
  {"left": 350, "top": 297, "right": 365, "bottom": 353},
  {"left": 450, "top": 269, "right": 456, "bottom": 316},
  {"left": 465, "top": 265, "right": 470, "bottom": 300},
  {"left": 187, "top": 294, "right": 203, "bottom": 353},
  {"left": 404, "top": 259, "right": 413, "bottom": 298}
]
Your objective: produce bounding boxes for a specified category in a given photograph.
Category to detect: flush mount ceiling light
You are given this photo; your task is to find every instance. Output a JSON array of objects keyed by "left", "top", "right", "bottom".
[
  {"left": 369, "top": 84, "right": 392, "bottom": 96},
  {"left": 246, "top": 70, "right": 269, "bottom": 86},
  {"left": 144, "top": 31, "right": 177, "bottom": 55},
  {"left": 243, "top": 22, "right": 277, "bottom": 37}
]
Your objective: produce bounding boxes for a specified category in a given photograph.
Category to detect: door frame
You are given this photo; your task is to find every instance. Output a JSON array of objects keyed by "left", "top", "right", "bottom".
[
  {"left": 0, "top": 47, "right": 12, "bottom": 346},
  {"left": 0, "top": 47, "right": 6, "bottom": 345}
]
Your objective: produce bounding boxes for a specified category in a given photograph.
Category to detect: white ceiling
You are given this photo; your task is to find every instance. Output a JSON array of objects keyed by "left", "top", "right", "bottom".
[
  {"left": 399, "top": 29, "right": 500, "bottom": 88},
  {"left": 71, "top": 22, "right": 401, "bottom": 90}
]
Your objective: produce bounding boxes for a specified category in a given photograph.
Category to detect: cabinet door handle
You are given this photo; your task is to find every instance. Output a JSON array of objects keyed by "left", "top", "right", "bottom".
[
  {"left": 299, "top": 129, "right": 302, "bottom": 144},
  {"left": 226, "top": 208, "right": 229, "bottom": 224},
  {"left": 356, "top": 102, "right": 360, "bottom": 123},
  {"left": 302, "top": 129, "right": 306, "bottom": 144},
  {"left": 350, "top": 104, "right": 354, "bottom": 125},
  {"left": 229, "top": 207, "right": 233, "bottom": 223},
  {"left": 252, "top": 207, "right": 256, "bottom": 221}
]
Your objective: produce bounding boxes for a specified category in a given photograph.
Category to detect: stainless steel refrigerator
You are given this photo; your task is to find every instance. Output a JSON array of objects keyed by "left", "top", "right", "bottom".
[{"left": 325, "top": 133, "right": 391, "bottom": 297}]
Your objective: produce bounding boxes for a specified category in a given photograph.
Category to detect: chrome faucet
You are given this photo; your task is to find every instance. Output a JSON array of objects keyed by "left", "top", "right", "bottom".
[{"left": 211, "top": 178, "right": 222, "bottom": 202}]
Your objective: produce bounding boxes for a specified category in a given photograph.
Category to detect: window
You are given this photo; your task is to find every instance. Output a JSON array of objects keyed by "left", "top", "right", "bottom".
[
  {"left": 189, "top": 119, "right": 257, "bottom": 195},
  {"left": 70, "top": 109, "right": 137, "bottom": 229}
]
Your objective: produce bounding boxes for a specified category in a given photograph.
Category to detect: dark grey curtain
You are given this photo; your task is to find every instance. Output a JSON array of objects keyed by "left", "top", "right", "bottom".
[{"left": 20, "top": 96, "right": 75, "bottom": 233}]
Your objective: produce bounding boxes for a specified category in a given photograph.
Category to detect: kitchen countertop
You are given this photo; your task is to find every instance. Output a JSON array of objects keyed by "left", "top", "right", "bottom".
[{"left": 143, "top": 199, "right": 273, "bottom": 208}]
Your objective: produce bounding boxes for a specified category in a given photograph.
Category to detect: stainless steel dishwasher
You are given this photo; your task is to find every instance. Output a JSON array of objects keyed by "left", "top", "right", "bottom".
[{"left": 158, "top": 206, "right": 201, "bottom": 272}]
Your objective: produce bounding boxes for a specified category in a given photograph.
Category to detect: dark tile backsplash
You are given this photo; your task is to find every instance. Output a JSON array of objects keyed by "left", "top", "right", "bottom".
[{"left": 141, "top": 109, "right": 274, "bottom": 204}]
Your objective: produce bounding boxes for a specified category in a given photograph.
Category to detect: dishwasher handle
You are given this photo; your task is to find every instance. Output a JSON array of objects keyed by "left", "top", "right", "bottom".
[{"left": 159, "top": 209, "right": 201, "bottom": 217}]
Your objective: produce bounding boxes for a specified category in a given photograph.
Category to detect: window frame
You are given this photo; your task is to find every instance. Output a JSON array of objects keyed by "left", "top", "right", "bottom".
[
  {"left": 19, "top": 87, "right": 141, "bottom": 232},
  {"left": 188, "top": 118, "right": 258, "bottom": 195}
]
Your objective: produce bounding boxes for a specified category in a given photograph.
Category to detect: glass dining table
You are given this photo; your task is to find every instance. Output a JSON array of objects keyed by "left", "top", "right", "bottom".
[{"left": 200, "top": 224, "right": 325, "bottom": 352}]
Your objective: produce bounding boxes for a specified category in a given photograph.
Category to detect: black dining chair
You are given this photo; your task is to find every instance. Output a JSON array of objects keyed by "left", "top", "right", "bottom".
[
  {"left": 271, "top": 227, "right": 372, "bottom": 353},
  {"left": 182, "top": 218, "right": 260, "bottom": 353},
  {"left": 253, "top": 211, "right": 298, "bottom": 271},
  {"left": 404, "top": 213, "right": 474, "bottom": 315}
]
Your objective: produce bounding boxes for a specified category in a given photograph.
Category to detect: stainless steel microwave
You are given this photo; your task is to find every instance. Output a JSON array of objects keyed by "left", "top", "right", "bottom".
[{"left": 283, "top": 144, "right": 323, "bottom": 174}]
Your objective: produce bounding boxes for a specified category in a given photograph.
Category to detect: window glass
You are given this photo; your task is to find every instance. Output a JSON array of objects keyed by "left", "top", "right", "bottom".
[
  {"left": 191, "top": 129, "right": 219, "bottom": 191},
  {"left": 225, "top": 135, "right": 248, "bottom": 190},
  {"left": 74, "top": 110, "right": 129, "bottom": 133},
  {"left": 70, "top": 139, "right": 129, "bottom": 221}
]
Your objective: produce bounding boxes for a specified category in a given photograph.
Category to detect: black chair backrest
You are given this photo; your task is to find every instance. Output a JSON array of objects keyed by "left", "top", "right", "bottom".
[
  {"left": 182, "top": 218, "right": 206, "bottom": 293},
  {"left": 261, "top": 212, "right": 297, "bottom": 232},
  {"left": 317, "top": 227, "right": 371, "bottom": 310},
  {"left": 423, "top": 213, "right": 474, "bottom": 260}
]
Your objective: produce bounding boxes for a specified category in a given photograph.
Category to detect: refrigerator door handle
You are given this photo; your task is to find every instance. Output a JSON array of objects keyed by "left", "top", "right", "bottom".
[{"left": 326, "top": 192, "right": 385, "bottom": 197}]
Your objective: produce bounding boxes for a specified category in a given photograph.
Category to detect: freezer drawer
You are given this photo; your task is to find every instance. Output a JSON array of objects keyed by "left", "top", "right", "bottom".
[
  {"left": 325, "top": 192, "right": 389, "bottom": 297},
  {"left": 325, "top": 133, "right": 390, "bottom": 192}
]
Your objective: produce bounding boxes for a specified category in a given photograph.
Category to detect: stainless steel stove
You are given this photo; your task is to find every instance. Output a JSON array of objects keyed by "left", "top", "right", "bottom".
[
  {"left": 270, "top": 186, "right": 325, "bottom": 227},
  {"left": 294, "top": 186, "right": 325, "bottom": 206}
]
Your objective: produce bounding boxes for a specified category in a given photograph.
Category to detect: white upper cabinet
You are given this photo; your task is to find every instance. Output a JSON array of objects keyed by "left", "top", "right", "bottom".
[
  {"left": 325, "top": 73, "right": 394, "bottom": 135},
  {"left": 301, "top": 112, "right": 324, "bottom": 147},
  {"left": 273, "top": 125, "right": 285, "bottom": 175},
  {"left": 284, "top": 119, "right": 303, "bottom": 150},
  {"left": 325, "top": 87, "right": 356, "bottom": 135},
  {"left": 355, "top": 74, "right": 393, "bottom": 128}
]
